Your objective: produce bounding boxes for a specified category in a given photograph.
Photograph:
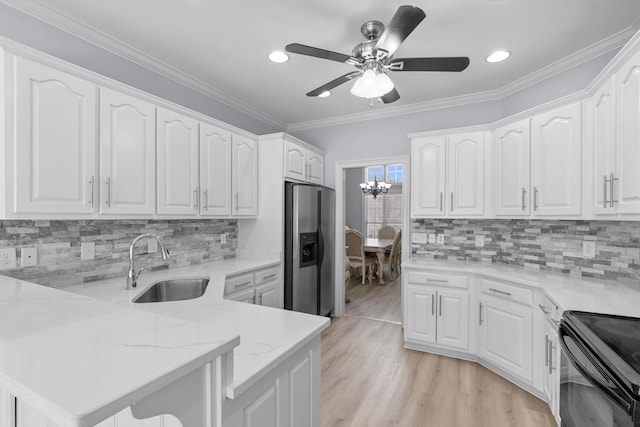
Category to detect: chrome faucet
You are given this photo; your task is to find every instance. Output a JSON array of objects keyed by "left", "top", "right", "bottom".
[{"left": 126, "top": 233, "right": 170, "bottom": 289}]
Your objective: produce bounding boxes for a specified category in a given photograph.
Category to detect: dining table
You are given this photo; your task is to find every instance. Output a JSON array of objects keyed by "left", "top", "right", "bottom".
[{"left": 364, "top": 238, "right": 395, "bottom": 285}]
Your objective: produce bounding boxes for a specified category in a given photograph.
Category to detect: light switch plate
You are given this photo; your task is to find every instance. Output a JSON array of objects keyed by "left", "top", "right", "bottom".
[
  {"left": 437, "top": 234, "right": 445, "bottom": 245},
  {"left": 21, "top": 247, "right": 37, "bottom": 267},
  {"left": 81, "top": 242, "right": 95, "bottom": 261},
  {"left": 475, "top": 235, "right": 485, "bottom": 247},
  {"left": 0, "top": 247, "right": 17, "bottom": 270},
  {"left": 428, "top": 234, "right": 436, "bottom": 244},
  {"left": 148, "top": 238, "right": 158, "bottom": 253},
  {"left": 582, "top": 241, "right": 596, "bottom": 258}
]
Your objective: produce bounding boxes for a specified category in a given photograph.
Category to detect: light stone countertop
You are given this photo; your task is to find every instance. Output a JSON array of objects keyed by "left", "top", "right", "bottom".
[
  {"left": 60, "top": 256, "right": 330, "bottom": 399},
  {"left": 0, "top": 275, "right": 240, "bottom": 427},
  {"left": 403, "top": 258, "right": 640, "bottom": 317}
]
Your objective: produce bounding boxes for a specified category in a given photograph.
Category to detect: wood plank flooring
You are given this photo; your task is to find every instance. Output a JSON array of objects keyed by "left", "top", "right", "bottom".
[{"left": 321, "top": 273, "right": 556, "bottom": 427}]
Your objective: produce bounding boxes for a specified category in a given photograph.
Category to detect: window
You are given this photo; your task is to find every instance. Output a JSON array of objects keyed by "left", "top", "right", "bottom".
[{"left": 363, "top": 164, "right": 403, "bottom": 237}]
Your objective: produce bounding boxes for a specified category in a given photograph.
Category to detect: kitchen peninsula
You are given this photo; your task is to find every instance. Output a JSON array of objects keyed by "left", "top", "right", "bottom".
[{"left": 0, "top": 257, "right": 329, "bottom": 427}]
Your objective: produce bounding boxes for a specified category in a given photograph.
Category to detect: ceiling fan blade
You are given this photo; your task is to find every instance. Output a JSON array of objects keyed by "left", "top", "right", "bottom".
[
  {"left": 286, "top": 43, "right": 354, "bottom": 63},
  {"left": 381, "top": 88, "right": 400, "bottom": 104},
  {"left": 389, "top": 57, "right": 470, "bottom": 72},
  {"left": 375, "top": 6, "right": 426, "bottom": 58},
  {"left": 306, "top": 71, "right": 361, "bottom": 96}
]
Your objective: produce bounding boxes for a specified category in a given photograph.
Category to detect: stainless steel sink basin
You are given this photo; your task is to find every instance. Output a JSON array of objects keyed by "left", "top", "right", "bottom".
[{"left": 133, "top": 278, "right": 210, "bottom": 303}]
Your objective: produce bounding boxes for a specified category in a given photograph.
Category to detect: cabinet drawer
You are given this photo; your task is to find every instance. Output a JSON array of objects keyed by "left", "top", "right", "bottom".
[
  {"left": 480, "top": 278, "right": 533, "bottom": 306},
  {"left": 225, "top": 272, "right": 255, "bottom": 295},
  {"left": 255, "top": 266, "right": 279, "bottom": 285},
  {"left": 406, "top": 271, "right": 469, "bottom": 289}
]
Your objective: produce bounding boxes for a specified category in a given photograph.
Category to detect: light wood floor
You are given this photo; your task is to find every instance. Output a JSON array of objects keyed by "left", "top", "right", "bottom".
[{"left": 321, "top": 271, "right": 556, "bottom": 427}]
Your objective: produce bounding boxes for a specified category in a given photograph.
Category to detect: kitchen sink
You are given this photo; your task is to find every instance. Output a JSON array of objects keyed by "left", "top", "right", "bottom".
[{"left": 132, "top": 278, "right": 210, "bottom": 303}]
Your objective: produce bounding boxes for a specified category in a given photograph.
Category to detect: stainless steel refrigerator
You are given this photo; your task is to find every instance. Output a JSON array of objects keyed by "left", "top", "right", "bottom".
[{"left": 284, "top": 182, "right": 335, "bottom": 316}]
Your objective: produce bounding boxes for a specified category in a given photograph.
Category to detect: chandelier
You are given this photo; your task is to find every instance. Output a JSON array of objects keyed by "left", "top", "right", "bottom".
[{"left": 360, "top": 176, "right": 391, "bottom": 199}]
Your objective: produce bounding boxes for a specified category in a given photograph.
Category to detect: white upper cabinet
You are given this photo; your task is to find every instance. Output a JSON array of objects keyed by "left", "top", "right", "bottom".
[
  {"left": 156, "top": 108, "right": 199, "bottom": 215},
  {"left": 200, "top": 122, "right": 232, "bottom": 216},
  {"left": 14, "top": 57, "right": 97, "bottom": 215},
  {"left": 531, "top": 102, "right": 582, "bottom": 216},
  {"left": 592, "top": 78, "right": 617, "bottom": 215},
  {"left": 493, "top": 120, "right": 531, "bottom": 216},
  {"left": 283, "top": 138, "right": 324, "bottom": 184},
  {"left": 99, "top": 88, "right": 156, "bottom": 215},
  {"left": 615, "top": 49, "right": 640, "bottom": 214},
  {"left": 411, "top": 136, "right": 446, "bottom": 217},
  {"left": 448, "top": 132, "right": 485, "bottom": 216},
  {"left": 232, "top": 134, "right": 258, "bottom": 216}
]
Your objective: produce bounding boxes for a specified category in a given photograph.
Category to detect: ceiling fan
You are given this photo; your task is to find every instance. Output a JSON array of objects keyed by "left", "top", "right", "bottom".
[{"left": 285, "top": 5, "right": 470, "bottom": 103}]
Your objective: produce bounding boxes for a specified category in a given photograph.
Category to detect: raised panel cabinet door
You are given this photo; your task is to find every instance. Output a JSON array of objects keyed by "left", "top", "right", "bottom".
[
  {"left": 284, "top": 140, "right": 307, "bottom": 181},
  {"left": 479, "top": 297, "right": 533, "bottom": 382},
  {"left": 231, "top": 134, "right": 258, "bottom": 216},
  {"left": 448, "top": 132, "right": 485, "bottom": 215},
  {"left": 156, "top": 108, "right": 199, "bottom": 215},
  {"left": 200, "top": 122, "right": 232, "bottom": 216},
  {"left": 542, "top": 320, "right": 560, "bottom": 419},
  {"left": 15, "top": 398, "right": 60, "bottom": 427},
  {"left": 411, "top": 136, "right": 446, "bottom": 216},
  {"left": 100, "top": 88, "right": 156, "bottom": 215},
  {"left": 531, "top": 103, "right": 582, "bottom": 216},
  {"left": 14, "top": 57, "right": 97, "bottom": 214},
  {"left": 289, "top": 351, "right": 313, "bottom": 427},
  {"left": 256, "top": 283, "right": 277, "bottom": 307},
  {"left": 493, "top": 120, "right": 531, "bottom": 216},
  {"left": 404, "top": 284, "right": 437, "bottom": 345},
  {"left": 592, "top": 78, "right": 617, "bottom": 215},
  {"left": 616, "top": 50, "right": 640, "bottom": 214},
  {"left": 243, "top": 383, "right": 278, "bottom": 427},
  {"left": 306, "top": 150, "right": 324, "bottom": 184},
  {"left": 436, "top": 289, "right": 469, "bottom": 350}
]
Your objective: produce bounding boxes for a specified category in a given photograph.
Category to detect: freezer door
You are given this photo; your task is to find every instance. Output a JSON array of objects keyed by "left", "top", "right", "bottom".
[
  {"left": 319, "top": 187, "right": 335, "bottom": 316},
  {"left": 292, "top": 185, "right": 319, "bottom": 314}
]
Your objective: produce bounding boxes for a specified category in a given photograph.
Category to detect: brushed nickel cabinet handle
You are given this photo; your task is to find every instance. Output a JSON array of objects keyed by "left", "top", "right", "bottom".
[
  {"left": 439, "top": 192, "right": 443, "bottom": 212},
  {"left": 235, "top": 192, "right": 239, "bottom": 211},
  {"left": 521, "top": 187, "right": 526, "bottom": 211},
  {"left": 263, "top": 273, "right": 277, "bottom": 280},
  {"left": 603, "top": 175, "right": 609, "bottom": 208},
  {"left": 194, "top": 187, "right": 199, "bottom": 210},
  {"left": 439, "top": 295, "right": 442, "bottom": 316},
  {"left": 203, "top": 190, "right": 208, "bottom": 211},
  {"left": 450, "top": 192, "right": 453, "bottom": 211},
  {"left": 489, "top": 287, "right": 512, "bottom": 297},
  {"left": 89, "top": 176, "right": 94, "bottom": 207},
  {"left": 431, "top": 294, "right": 434, "bottom": 316},
  {"left": 479, "top": 303, "right": 483, "bottom": 325},
  {"left": 538, "top": 303, "right": 550, "bottom": 315},
  {"left": 533, "top": 187, "right": 538, "bottom": 211},
  {"left": 610, "top": 173, "right": 618, "bottom": 206},
  {"left": 545, "top": 336, "right": 549, "bottom": 367},
  {"left": 105, "top": 178, "right": 111, "bottom": 207}
]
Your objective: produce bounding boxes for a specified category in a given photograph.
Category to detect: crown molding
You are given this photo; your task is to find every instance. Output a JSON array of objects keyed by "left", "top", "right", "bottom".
[{"left": 0, "top": 0, "right": 287, "bottom": 131}]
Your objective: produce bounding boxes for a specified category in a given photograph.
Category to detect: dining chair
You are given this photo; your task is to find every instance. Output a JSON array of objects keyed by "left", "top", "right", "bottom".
[
  {"left": 390, "top": 229, "right": 402, "bottom": 278},
  {"left": 379, "top": 229, "right": 402, "bottom": 280},
  {"left": 378, "top": 225, "right": 396, "bottom": 240},
  {"left": 344, "top": 247, "right": 351, "bottom": 303},
  {"left": 345, "top": 229, "right": 377, "bottom": 285}
]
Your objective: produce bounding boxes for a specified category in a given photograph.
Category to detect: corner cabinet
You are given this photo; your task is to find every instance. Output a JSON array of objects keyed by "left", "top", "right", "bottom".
[
  {"left": 410, "top": 131, "right": 485, "bottom": 217},
  {"left": 99, "top": 88, "right": 157, "bottom": 215},
  {"left": 224, "top": 265, "right": 280, "bottom": 308},
  {"left": 530, "top": 102, "right": 582, "bottom": 216}
]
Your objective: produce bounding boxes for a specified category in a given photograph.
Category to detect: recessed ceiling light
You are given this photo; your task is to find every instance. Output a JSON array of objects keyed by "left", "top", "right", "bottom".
[
  {"left": 268, "top": 51, "right": 289, "bottom": 63},
  {"left": 318, "top": 91, "right": 331, "bottom": 98},
  {"left": 486, "top": 50, "right": 511, "bottom": 63}
]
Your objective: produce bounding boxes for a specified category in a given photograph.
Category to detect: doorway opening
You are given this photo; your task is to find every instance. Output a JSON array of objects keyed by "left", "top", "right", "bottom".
[{"left": 333, "top": 155, "right": 410, "bottom": 321}]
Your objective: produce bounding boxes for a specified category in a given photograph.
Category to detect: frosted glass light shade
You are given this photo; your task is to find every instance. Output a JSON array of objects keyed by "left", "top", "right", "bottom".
[{"left": 350, "top": 69, "right": 394, "bottom": 98}]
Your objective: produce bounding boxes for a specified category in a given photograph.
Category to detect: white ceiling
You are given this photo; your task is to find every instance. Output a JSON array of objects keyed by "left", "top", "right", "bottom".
[{"left": 4, "top": 0, "right": 640, "bottom": 129}]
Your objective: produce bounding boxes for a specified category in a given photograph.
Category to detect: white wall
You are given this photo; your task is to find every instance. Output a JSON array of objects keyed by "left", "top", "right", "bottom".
[{"left": 344, "top": 168, "right": 364, "bottom": 233}]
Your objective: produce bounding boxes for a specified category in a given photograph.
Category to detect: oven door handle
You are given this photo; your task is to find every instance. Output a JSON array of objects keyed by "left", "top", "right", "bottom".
[{"left": 559, "top": 323, "right": 634, "bottom": 416}]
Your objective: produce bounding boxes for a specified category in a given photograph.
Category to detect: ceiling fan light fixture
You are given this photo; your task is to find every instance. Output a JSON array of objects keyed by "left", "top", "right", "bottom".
[
  {"left": 486, "top": 50, "right": 510, "bottom": 63},
  {"left": 350, "top": 69, "right": 394, "bottom": 98},
  {"left": 268, "top": 50, "right": 289, "bottom": 63}
]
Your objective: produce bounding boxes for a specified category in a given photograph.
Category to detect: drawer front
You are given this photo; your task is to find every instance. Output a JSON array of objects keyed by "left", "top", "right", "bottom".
[
  {"left": 225, "top": 272, "right": 255, "bottom": 295},
  {"left": 480, "top": 278, "right": 533, "bottom": 306},
  {"left": 406, "top": 271, "right": 469, "bottom": 289},
  {"left": 254, "top": 266, "right": 279, "bottom": 286}
]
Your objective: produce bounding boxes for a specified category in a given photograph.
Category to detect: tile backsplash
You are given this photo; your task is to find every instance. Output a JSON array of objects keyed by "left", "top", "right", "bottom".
[
  {"left": 0, "top": 219, "right": 237, "bottom": 287},
  {"left": 411, "top": 219, "right": 640, "bottom": 282}
]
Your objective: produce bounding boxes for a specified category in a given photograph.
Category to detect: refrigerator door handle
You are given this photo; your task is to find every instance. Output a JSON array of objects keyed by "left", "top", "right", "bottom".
[{"left": 318, "top": 224, "right": 325, "bottom": 266}]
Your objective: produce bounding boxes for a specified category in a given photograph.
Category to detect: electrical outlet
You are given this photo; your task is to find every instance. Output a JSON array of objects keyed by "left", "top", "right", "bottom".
[
  {"left": 437, "top": 234, "right": 445, "bottom": 245},
  {"left": 148, "top": 238, "right": 158, "bottom": 253},
  {"left": 81, "top": 242, "right": 95, "bottom": 261},
  {"left": 0, "top": 248, "right": 17, "bottom": 270},
  {"left": 20, "top": 247, "right": 37, "bottom": 267},
  {"left": 428, "top": 234, "right": 436, "bottom": 244},
  {"left": 475, "top": 235, "right": 485, "bottom": 247},
  {"left": 221, "top": 233, "right": 227, "bottom": 244},
  {"left": 583, "top": 241, "right": 596, "bottom": 258}
]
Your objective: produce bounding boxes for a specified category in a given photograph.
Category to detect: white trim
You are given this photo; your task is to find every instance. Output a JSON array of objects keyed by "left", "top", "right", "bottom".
[{"left": 334, "top": 155, "right": 410, "bottom": 318}]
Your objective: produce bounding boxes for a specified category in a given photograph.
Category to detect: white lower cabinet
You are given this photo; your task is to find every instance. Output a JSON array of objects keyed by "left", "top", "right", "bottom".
[
  {"left": 404, "top": 271, "right": 470, "bottom": 352},
  {"left": 224, "top": 265, "right": 281, "bottom": 308},
  {"left": 543, "top": 318, "right": 560, "bottom": 424}
]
